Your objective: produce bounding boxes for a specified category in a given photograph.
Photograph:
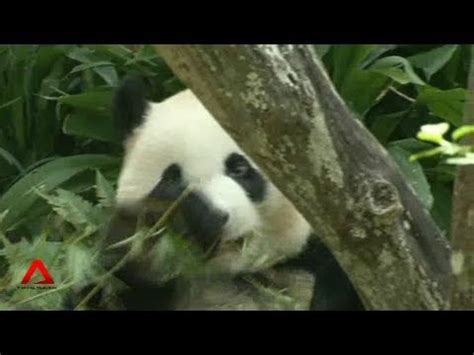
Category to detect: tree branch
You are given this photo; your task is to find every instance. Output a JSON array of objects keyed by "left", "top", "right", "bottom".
[
  {"left": 450, "top": 45, "right": 474, "bottom": 309},
  {"left": 155, "top": 45, "right": 452, "bottom": 310}
]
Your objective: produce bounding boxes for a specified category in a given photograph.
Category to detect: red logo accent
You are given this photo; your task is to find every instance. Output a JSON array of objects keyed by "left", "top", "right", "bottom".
[{"left": 20, "top": 259, "right": 55, "bottom": 285}]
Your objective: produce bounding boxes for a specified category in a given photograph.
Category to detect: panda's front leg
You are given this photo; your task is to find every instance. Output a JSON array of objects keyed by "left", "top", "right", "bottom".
[{"left": 295, "top": 236, "right": 366, "bottom": 311}]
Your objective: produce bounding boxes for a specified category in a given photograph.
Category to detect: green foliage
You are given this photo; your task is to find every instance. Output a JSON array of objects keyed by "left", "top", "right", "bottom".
[
  {"left": 0, "top": 176, "right": 203, "bottom": 310},
  {"left": 38, "top": 188, "right": 106, "bottom": 236},
  {"left": 369, "top": 56, "right": 425, "bottom": 85},
  {"left": 0, "top": 154, "right": 118, "bottom": 232},
  {"left": 324, "top": 45, "right": 389, "bottom": 116},
  {"left": 0, "top": 183, "right": 122, "bottom": 310},
  {"left": 417, "top": 87, "right": 467, "bottom": 126},
  {"left": 0, "top": 45, "right": 186, "bottom": 309},
  {"left": 0, "top": 45, "right": 183, "bottom": 197},
  {"left": 408, "top": 45, "right": 459, "bottom": 80},
  {"left": 95, "top": 170, "right": 115, "bottom": 208}
]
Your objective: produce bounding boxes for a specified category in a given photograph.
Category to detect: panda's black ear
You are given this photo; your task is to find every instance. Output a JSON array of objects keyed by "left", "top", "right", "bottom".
[{"left": 113, "top": 76, "right": 149, "bottom": 141}]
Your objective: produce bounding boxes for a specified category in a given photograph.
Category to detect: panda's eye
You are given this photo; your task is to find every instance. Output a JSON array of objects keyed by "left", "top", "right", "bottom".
[
  {"left": 229, "top": 162, "right": 249, "bottom": 178},
  {"left": 225, "top": 153, "right": 251, "bottom": 179}
]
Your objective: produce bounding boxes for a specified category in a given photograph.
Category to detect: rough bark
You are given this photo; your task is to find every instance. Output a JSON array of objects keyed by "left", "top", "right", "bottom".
[
  {"left": 155, "top": 45, "right": 452, "bottom": 310},
  {"left": 450, "top": 45, "right": 474, "bottom": 309}
]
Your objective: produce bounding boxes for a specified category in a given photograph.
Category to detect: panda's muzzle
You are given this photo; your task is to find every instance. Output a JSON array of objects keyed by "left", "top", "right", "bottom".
[
  {"left": 179, "top": 191, "right": 229, "bottom": 251},
  {"left": 103, "top": 190, "right": 229, "bottom": 260}
]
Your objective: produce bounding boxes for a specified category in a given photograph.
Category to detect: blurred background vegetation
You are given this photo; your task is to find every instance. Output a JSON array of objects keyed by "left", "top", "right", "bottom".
[{"left": 0, "top": 44, "right": 470, "bottom": 309}]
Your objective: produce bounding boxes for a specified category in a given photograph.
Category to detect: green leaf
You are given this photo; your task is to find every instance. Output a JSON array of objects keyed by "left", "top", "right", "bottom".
[
  {"left": 66, "top": 47, "right": 96, "bottom": 63},
  {"left": 125, "top": 46, "right": 159, "bottom": 66},
  {"left": 417, "top": 87, "right": 467, "bottom": 126},
  {"left": 39, "top": 189, "right": 104, "bottom": 233},
  {"left": 389, "top": 138, "right": 436, "bottom": 153},
  {"left": 57, "top": 90, "right": 113, "bottom": 113},
  {"left": 161, "top": 77, "right": 185, "bottom": 96},
  {"left": 152, "top": 232, "right": 206, "bottom": 283},
  {"left": 369, "top": 56, "right": 425, "bottom": 85},
  {"left": 331, "top": 45, "right": 376, "bottom": 89},
  {"left": 65, "top": 244, "right": 97, "bottom": 284},
  {"left": 69, "top": 61, "right": 119, "bottom": 87},
  {"left": 360, "top": 45, "right": 398, "bottom": 68},
  {"left": 85, "top": 45, "right": 133, "bottom": 61},
  {"left": 93, "top": 65, "right": 118, "bottom": 87},
  {"left": 408, "top": 45, "right": 458, "bottom": 80},
  {"left": 95, "top": 170, "right": 115, "bottom": 208},
  {"left": 329, "top": 45, "right": 389, "bottom": 116},
  {"left": 388, "top": 145, "right": 433, "bottom": 209},
  {"left": 430, "top": 182, "right": 453, "bottom": 238},
  {"left": 69, "top": 61, "right": 114, "bottom": 74},
  {"left": 0, "top": 147, "right": 24, "bottom": 174},
  {"left": 370, "top": 110, "right": 409, "bottom": 144},
  {"left": 66, "top": 47, "right": 121, "bottom": 91},
  {"left": 0, "top": 210, "right": 9, "bottom": 228},
  {"left": 0, "top": 155, "right": 119, "bottom": 231},
  {"left": 338, "top": 70, "right": 389, "bottom": 116},
  {"left": 62, "top": 112, "right": 120, "bottom": 143}
]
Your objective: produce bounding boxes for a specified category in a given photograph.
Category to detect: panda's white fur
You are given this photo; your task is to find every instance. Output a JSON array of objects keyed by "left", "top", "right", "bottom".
[{"left": 116, "top": 89, "right": 312, "bottom": 276}]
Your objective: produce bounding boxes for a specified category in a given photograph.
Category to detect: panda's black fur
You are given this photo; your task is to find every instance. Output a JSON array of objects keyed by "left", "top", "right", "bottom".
[{"left": 103, "top": 77, "right": 363, "bottom": 311}]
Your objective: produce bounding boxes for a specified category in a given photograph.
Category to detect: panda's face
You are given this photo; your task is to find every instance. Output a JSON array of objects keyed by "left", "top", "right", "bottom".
[
  {"left": 116, "top": 90, "right": 268, "bottom": 248},
  {"left": 110, "top": 82, "right": 310, "bottom": 275}
]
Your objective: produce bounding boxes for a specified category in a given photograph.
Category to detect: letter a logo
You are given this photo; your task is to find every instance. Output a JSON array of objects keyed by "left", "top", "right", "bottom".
[{"left": 21, "top": 259, "right": 55, "bottom": 285}]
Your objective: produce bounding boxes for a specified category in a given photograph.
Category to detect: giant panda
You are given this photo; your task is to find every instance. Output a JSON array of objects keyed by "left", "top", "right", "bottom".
[{"left": 102, "top": 77, "right": 364, "bottom": 311}]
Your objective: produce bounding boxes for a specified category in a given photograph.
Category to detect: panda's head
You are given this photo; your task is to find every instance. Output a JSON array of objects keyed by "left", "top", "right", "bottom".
[{"left": 107, "top": 77, "right": 311, "bottom": 275}]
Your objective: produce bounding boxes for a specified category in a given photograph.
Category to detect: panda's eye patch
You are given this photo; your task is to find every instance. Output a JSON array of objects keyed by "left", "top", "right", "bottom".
[
  {"left": 225, "top": 153, "right": 251, "bottom": 178},
  {"left": 149, "top": 164, "right": 183, "bottom": 201},
  {"left": 161, "top": 164, "right": 182, "bottom": 182},
  {"left": 225, "top": 153, "right": 266, "bottom": 202}
]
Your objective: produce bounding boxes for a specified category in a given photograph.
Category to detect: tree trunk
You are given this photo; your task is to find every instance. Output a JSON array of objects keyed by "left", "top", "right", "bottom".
[
  {"left": 155, "top": 45, "right": 452, "bottom": 310},
  {"left": 450, "top": 45, "right": 474, "bottom": 309}
]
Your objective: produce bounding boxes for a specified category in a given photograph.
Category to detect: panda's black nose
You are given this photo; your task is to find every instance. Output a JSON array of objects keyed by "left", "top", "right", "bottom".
[{"left": 180, "top": 192, "right": 229, "bottom": 248}]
